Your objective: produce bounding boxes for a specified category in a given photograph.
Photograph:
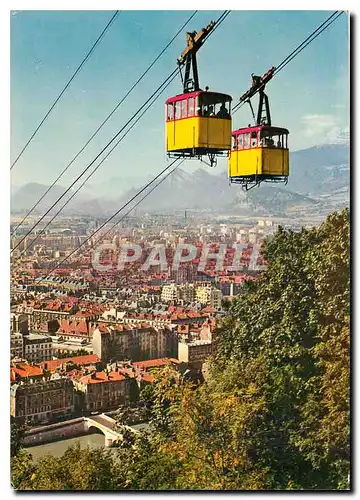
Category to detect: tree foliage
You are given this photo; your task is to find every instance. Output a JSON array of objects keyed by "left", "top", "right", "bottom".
[
  {"left": 56, "top": 349, "right": 89, "bottom": 359},
  {"left": 210, "top": 208, "right": 350, "bottom": 489},
  {"left": 11, "top": 417, "right": 26, "bottom": 458},
  {"left": 11, "top": 444, "right": 116, "bottom": 491},
  {"left": 11, "top": 210, "right": 350, "bottom": 491}
]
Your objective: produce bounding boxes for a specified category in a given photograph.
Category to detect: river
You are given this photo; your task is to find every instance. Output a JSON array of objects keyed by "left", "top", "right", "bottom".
[
  {"left": 25, "top": 422, "right": 150, "bottom": 461},
  {"left": 25, "top": 433, "right": 106, "bottom": 461}
]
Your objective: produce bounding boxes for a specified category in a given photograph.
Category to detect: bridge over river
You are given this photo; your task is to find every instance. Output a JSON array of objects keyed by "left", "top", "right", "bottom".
[
  {"left": 85, "top": 413, "right": 125, "bottom": 446},
  {"left": 24, "top": 413, "right": 145, "bottom": 449}
]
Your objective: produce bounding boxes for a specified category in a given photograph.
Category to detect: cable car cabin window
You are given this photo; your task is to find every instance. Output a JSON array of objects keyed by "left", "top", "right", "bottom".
[
  {"left": 198, "top": 93, "right": 231, "bottom": 119},
  {"left": 234, "top": 135, "right": 242, "bottom": 149},
  {"left": 260, "top": 130, "right": 286, "bottom": 148},
  {"left": 251, "top": 131, "right": 258, "bottom": 148},
  {"left": 181, "top": 99, "right": 187, "bottom": 119},
  {"left": 275, "top": 135, "right": 283, "bottom": 148},
  {"left": 277, "top": 134, "right": 289, "bottom": 148},
  {"left": 174, "top": 101, "right": 181, "bottom": 120},
  {"left": 244, "top": 133, "right": 250, "bottom": 149},
  {"left": 260, "top": 133, "right": 275, "bottom": 147},
  {"left": 259, "top": 130, "right": 289, "bottom": 148},
  {"left": 216, "top": 102, "right": 231, "bottom": 118},
  {"left": 188, "top": 97, "right": 195, "bottom": 117},
  {"left": 167, "top": 103, "right": 174, "bottom": 121},
  {"left": 202, "top": 104, "right": 216, "bottom": 117},
  {"left": 232, "top": 136, "right": 238, "bottom": 149}
]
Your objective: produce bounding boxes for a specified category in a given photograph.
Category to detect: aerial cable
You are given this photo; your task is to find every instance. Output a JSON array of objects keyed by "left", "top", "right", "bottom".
[
  {"left": 11, "top": 68, "right": 178, "bottom": 254},
  {"left": 209, "top": 10, "right": 231, "bottom": 35},
  {"left": 93, "top": 160, "right": 184, "bottom": 246},
  {"left": 36, "top": 158, "right": 182, "bottom": 283},
  {"left": 10, "top": 10, "right": 120, "bottom": 170},
  {"left": 12, "top": 10, "right": 198, "bottom": 234},
  {"left": 273, "top": 11, "right": 344, "bottom": 75},
  {"left": 12, "top": 10, "right": 230, "bottom": 252},
  {"left": 30, "top": 10, "right": 233, "bottom": 280},
  {"left": 232, "top": 10, "right": 344, "bottom": 115},
  {"left": 275, "top": 11, "right": 340, "bottom": 72},
  {"left": 18, "top": 70, "right": 179, "bottom": 255}
]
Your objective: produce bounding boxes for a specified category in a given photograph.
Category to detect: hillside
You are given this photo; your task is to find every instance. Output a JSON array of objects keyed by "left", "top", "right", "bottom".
[{"left": 285, "top": 143, "right": 350, "bottom": 196}]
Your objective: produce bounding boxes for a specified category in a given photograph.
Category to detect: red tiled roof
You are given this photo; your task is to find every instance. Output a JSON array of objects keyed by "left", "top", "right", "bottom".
[
  {"left": 202, "top": 306, "right": 216, "bottom": 313},
  {"left": 141, "top": 373, "right": 154, "bottom": 383},
  {"left": 38, "top": 354, "right": 100, "bottom": 373},
  {"left": 11, "top": 363, "right": 43, "bottom": 379},
  {"left": 118, "top": 368, "right": 136, "bottom": 378},
  {"left": 59, "top": 319, "right": 93, "bottom": 336},
  {"left": 133, "top": 358, "right": 179, "bottom": 369},
  {"left": 79, "top": 371, "right": 125, "bottom": 384}
]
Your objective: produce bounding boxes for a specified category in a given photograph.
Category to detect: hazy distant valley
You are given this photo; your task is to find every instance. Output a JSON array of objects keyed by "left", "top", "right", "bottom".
[{"left": 11, "top": 142, "right": 350, "bottom": 221}]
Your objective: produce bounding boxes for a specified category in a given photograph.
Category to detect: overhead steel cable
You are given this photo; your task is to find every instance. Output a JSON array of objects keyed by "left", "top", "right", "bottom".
[
  {"left": 10, "top": 10, "right": 120, "bottom": 170},
  {"left": 273, "top": 11, "right": 345, "bottom": 75},
  {"left": 232, "top": 10, "right": 344, "bottom": 114},
  {"left": 275, "top": 10, "right": 340, "bottom": 73},
  {"left": 27, "top": 11, "right": 233, "bottom": 279},
  {"left": 36, "top": 157, "right": 181, "bottom": 283},
  {"left": 209, "top": 10, "right": 231, "bottom": 35},
  {"left": 18, "top": 69, "right": 179, "bottom": 255},
  {"left": 11, "top": 68, "right": 178, "bottom": 254},
  {"left": 97, "top": 160, "right": 183, "bottom": 245},
  {"left": 12, "top": 10, "right": 231, "bottom": 253},
  {"left": 12, "top": 10, "right": 198, "bottom": 234}
]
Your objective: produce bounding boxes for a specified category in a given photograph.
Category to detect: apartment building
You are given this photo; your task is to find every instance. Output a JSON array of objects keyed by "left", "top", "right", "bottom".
[
  {"left": 10, "top": 377, "right": 75, "bottom": 425},
  {"left": 161, "top": 283, "right": 197, "bottom": 304},
  {"left": 74, "top": 371, "right": 130, "bottom": 412},
  {"left": 11, "top": 333, "right": 23, "bottom": 359},
  {"left": 23, "top": 334, "right": 53, "bottom": 363},
  {"left": 92, "top": 323, "right": 169, "bottom": 363},
  {"left": 161, "top": 284, "right": 180, "bottom": 302},
  {"left": 195, "top": 286, "right": 223, "bottom": 309},
  {"left": 178, "top": 340, "right": 212, "bottom": 368},
  {"left": 179, "top": 283, "right": 196, "bottom": 303}
]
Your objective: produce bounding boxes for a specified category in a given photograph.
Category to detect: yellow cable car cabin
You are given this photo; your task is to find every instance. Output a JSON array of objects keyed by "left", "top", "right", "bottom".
[
  {"left": 228, "top": 67, "right": 290, "bottom": 189},
  {"left": 165, "top": 21, "right": 232, "bottom": 167},
  {"left": 228, "top": 124, "right": 289, "bottom": 186},
  {"left": 166, "top": 91, "right": 232, "bottom": 161}
]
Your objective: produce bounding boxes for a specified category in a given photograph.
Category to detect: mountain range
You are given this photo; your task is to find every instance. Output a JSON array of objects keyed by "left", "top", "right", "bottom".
[{"left": 11, "top": 142, "right": 350, "bottom": 219}]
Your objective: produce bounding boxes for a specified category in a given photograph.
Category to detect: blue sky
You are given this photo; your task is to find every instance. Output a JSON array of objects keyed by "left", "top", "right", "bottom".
[{"left": 10, "top": 10, "right": 349, "bottom": 188}]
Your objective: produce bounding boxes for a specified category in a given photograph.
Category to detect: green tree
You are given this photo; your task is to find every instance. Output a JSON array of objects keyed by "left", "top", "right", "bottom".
[
  {"left": 140, "top": 366, "right": 184, "bottom": 437},
  {"left": 210, "top": 208, "right": 350, "bottom": 489},
  {"left": 11, "top": 416, "right": 26, "bottom": 457},
  {"left": 12, "top": 443, "right": 117, "bottom": 491},
  {"left": 56, "top": 349, "right": 89, "bottom": 359},
  {"left": 11, "top": 450, "right": 35, "bottom": 490},
  {"left": 294, "top": 210, "right": 350, "bottom": 488}
]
